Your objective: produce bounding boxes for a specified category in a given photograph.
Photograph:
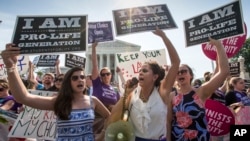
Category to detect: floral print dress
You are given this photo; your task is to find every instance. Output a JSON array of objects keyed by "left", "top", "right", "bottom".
[{"left": 171, "top": 90, "right": 210, "bottom": 141}]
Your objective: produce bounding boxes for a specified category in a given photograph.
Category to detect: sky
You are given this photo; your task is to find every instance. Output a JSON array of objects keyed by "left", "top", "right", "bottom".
[{"left": 0, "top": 0, "right": 249, "bottom": 79}]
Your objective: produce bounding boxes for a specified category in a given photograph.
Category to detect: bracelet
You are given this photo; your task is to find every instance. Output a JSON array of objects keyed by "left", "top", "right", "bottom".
[{"left": 6, "top": 67, "right": 16, "bottom": 73}]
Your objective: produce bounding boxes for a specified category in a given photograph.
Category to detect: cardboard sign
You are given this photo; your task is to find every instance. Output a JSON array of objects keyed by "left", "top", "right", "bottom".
[
  {"left": 184, "top": 1, "right": 245, "bottom": 47},
  {"left": 36, "top": 55, "right": 59, "bottom": 67},
  {"left": 65, "top": 53, "right": 85, "bottom": 68},
  {"left": 205, "top": 99, "right": 235, "bottom": 136},
  {"left": 12, "top": 15, "right": 87, "bottom": 54},
  {"left": 8, "top": 90, "right": 57, "bottom": 140},
  {"left": 113, "top": 4, "right": 177, "bottom": 36},
  {"left": 0, "top": 55, "right": 29, "bottom": 78},
  {"left": 88, "top": 21, "right": 114, "bottom": 43},
  {"left": 115, "top": 49, "right": 167, "bottom": 93}
]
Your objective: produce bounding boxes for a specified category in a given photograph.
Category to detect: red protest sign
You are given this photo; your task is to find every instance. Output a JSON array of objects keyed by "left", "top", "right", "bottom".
[
  {"left": 202, "top": 23, "right": 247, "bottom": 60},
  {"left": 205, "top": 99, "right": 235, "bottom": 136}
]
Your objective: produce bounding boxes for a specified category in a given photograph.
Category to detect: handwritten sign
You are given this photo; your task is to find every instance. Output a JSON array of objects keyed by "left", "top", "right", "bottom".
[
  {"left": 205, "top": 99, "right": 235, "bottom": 136},
  {"left": 88, "top": 21, "right": 114, "bottom": 43},
  {"left": 115, "top": 49, "right": 167, "bottom": 93},
  {"left": 8, "top": 90, "right": 57, "bottom": 140},
  {"left": 0, "top": 55, "right": 29, "bottom": 78},
  {"left": 12, "top": 15, "right": 87, "bottom": 54},
  {"left": 184, "top": 0, "right": 245, "bottom": 47},
  {"left": 113, "top": 4, "right": 177, "bottom": 35}
]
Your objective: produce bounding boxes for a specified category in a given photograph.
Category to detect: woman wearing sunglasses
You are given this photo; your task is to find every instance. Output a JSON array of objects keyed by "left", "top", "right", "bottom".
[
  {"left": 47, "top": 74, "right": 65, "bottom": 92},
  {"left": 1, "top": 44, "right": 110, "bottom": 141},
  {"left": 167, "top": 37, "right": 229, "bottom": 141},
  {"left": 91, "top": 42, "right": 121, "bottom": 136}
]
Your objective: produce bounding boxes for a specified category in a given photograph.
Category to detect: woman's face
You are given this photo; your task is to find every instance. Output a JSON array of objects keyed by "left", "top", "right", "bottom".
[
  {"left": 54, "top": 76, "right": 64, "bottom": 89},
  {"left": 0, "top": 85, "right": 8, "bottom": 98},
  {"left": 100, "top": 69, "right": 111, "bottom": 85},
  {"left": 234, "top": 79, "right": 246, "bottom": 91},
  {"left": 138, "top": 64, "right": 156, "bottom": 87},
  {"left": 176, "top": 65, "right": 191, "bottom": 86},
  {"left": 70, "top": 71, "right": 86, "bottom": 93}
]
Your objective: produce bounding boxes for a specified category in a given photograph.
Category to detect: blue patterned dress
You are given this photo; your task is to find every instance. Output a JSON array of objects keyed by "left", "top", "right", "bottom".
[
  {"left": 171, "top": 90, "right": 210, "bottom": 141},
  {"left": 56, "top": 108, "right": 95, "bottom": 141}
]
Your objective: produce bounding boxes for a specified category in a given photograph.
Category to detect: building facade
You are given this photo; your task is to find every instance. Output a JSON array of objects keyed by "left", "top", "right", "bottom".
[{"left": 85, "top": 39, "right": 141, "bottom": 82}]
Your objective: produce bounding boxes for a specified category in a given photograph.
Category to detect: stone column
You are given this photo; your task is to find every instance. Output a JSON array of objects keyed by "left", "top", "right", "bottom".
[
  {"left": 107, "top": 54, "right": 110, "bottom": 69},
  {"left": 99, "top": 54, "right": 103, "bottom": 69},
  {"left": 238, "top": 56, "right": 245, "bottom": 79}
]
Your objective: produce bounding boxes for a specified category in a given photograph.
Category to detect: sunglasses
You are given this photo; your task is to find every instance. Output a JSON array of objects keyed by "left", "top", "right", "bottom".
[
  {"left": 177, "top": 69, "right": 188, "bottom": 75},
  {"left": 0, "top": 87, "right": 5, "bottom": 92},
  {"left": 55, "top": 78, "right": 63, "bottom": 82},
  {"left": 71, "top": 75, "right": 85, "bottom": 81},
  {"left": 101, "top": 72, "right": 111, "bottom": 77}
]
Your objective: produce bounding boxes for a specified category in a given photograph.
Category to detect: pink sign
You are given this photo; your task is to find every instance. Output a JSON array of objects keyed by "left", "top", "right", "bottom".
[
  {"left": 202, "top": 23, "right": 247, "bottom": 60},
  {"left": 235, "top": 106, "right": 250, "bottom": 125},
  {"left": 205, "top": 99, "right": 235, "bottom": 136}
]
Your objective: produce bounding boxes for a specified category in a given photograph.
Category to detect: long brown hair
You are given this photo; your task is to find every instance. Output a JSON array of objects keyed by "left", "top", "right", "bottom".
[{"left": 54, "top": 67, "right": 86, "bottom": 120}]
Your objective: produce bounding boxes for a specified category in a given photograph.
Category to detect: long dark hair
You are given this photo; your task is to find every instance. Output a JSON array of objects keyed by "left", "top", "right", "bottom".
[{"left": 54, "top": 67, "right": 86, "bottom": 120}]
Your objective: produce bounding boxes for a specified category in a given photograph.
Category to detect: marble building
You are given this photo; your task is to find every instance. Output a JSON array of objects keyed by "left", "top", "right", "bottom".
[{"left": 84, "top": 39, "right": 141, "bottom": 82}]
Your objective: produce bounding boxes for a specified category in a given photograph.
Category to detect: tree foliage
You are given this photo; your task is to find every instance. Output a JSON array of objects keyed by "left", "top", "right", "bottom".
[{"left": 232, "top": 37, "right": 250, "bottom": 73}]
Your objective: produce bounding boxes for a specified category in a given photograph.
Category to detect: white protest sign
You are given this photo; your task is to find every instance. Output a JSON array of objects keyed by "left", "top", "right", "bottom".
[
  {"left": 0, "top": 55, "right": 29, "bottom": 79},
  {"left": 8, "top": 90, "right": 57, "bottom": 140},
  {"left": 115, "top": 49, "right": 167, "bottom": 93}
]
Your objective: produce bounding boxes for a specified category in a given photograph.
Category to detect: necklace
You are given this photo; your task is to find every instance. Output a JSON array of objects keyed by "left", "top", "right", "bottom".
[
  {"left": 140, "top": 93, "right": 148, "bottom": 102},
  {"left": 139, "top": 87, "right": 154, "bottom": 103}
]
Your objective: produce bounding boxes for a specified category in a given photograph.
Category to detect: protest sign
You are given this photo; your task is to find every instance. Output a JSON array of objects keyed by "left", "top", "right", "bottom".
[
  {"left": 36, "top": 55, "right": 59, "bottom": 67},
  {"left": 115, "top": 49, "right": 167, "bottom": 93},
  {"left": 88, "top": 21, "right": 114, "bottom": 43},
  {"left": 201, "top": 23, "right": 247, "bottom": 60},
  {"left": 8, "top": 90, "right": 57, "bottom": 140},
  {"left": 113, "top": 4, "right": 177, "bottom": 36},
  {"left": 184, "top": 0, "right": 245, "bottom": 47},
  {"left": 0, "top": 55, "right": 29, "bottom": 78},
  {"left": 65, "top": 53, "right": 86, "bottom": 68},
  {"left": 229, "top": 62, "right": 240, "bottom": 77},
  {"left": 12, "top": 15, "right": 87, "bottom": 54},
  {"left": 205, "top": 99, "right": 235, "bottom": 136}
]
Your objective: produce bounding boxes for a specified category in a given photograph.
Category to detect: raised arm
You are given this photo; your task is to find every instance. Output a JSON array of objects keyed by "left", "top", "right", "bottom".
[
  {"left": 1, "top": 44, "right": 55, "bottom": 110},
  {"left": 153, "top": 27, "right": 180, "bottom": 101},
  {"left": 55, "top": 59, "right": 61, "bottom": 77},
  {"left": 27, "top": 61, "right": 39, "bottom": 87},
  {"left": 199, "top": 38, "right": 230, "bottom": 100},
  {"left": 91, "top": 42, "right": 99, "bottom": 80}
]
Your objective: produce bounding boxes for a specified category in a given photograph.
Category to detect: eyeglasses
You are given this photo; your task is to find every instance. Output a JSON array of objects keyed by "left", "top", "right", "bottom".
[
  {"left": 101, "top": 72, "right": 111, "bottom": 77},
  {"left": 55, "top": 78, "right": 63, "bottom": 82},
  {"left": 177, "top": 69, "right": 188, "bottom": 75},
  {"left": 71, "top": 75, "right": 85, "bottom": 81},
  {"left": 0, "top": 87, "right": 5, "bottom": 92}
]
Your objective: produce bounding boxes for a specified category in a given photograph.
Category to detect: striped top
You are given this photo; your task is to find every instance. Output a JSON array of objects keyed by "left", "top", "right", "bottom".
[{"left": 56, "top": 108, "right": 95, "bottom": 141}]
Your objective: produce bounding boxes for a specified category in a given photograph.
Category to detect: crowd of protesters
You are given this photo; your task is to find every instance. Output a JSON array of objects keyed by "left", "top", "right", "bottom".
[{"left": 0, "top": 29, "right": 250, "bottom": 141}]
